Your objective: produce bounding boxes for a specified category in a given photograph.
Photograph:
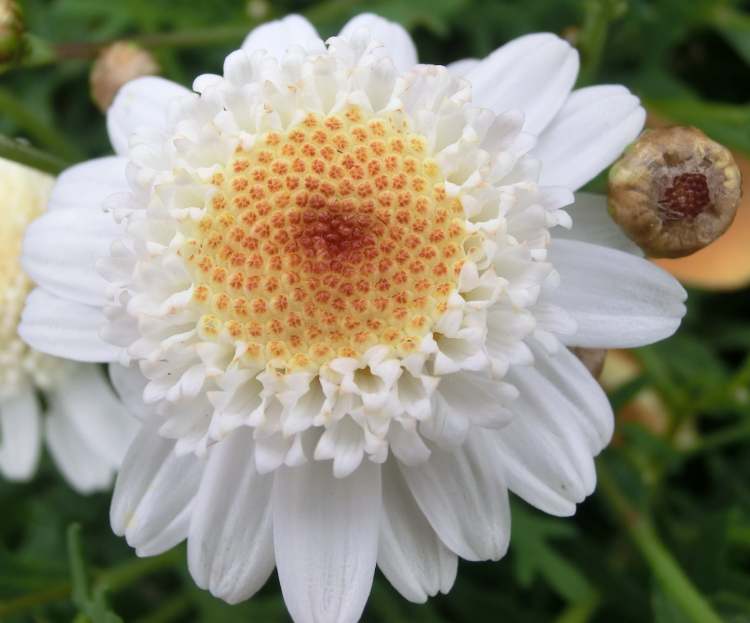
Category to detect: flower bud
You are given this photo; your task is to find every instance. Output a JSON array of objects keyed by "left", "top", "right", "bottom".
[
  {"left": 572, "top": 347, "right": 607, "bottom": 379},
  {"left": 90, "top": 41, "right": 159, "bottom": 112},
  {"left": 0, "top": 0, "right": 24, "bottom": 64},
  {"left": 246, "top": 0, "right": 270, "bottom": 19},
  {"left": 608, "top": 126, "right": 741, "bottom": 258}
]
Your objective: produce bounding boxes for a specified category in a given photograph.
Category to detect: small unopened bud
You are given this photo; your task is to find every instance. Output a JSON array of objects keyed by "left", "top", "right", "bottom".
[
  {"left": 608, "top": 126, "right": 741, "bottom": 258},
  {"left": 572, "top": 347, "right": 607, "bottom": 379},
  {"left": 0, "top": 0, "right": 24, "bottom": 64},
  {"left": 90, "top": 41, "right": 159, "bottom": 112},
  {"left": 246, "top": 0, "right": 270, "bottom": 19}
]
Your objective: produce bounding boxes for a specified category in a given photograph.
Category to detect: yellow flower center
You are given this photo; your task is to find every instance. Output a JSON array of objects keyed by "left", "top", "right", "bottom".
[
  {"left": 182, "top": 106, "right": 468, "bottom": 371},
  {"left": 0, "top": 159, "right": 55, "bottom": 395}
]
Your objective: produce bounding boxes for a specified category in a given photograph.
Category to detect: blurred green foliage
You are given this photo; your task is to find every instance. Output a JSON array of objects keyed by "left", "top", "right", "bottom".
[{"left": 2, "top": 0, "right": 750, "bottom": 621}]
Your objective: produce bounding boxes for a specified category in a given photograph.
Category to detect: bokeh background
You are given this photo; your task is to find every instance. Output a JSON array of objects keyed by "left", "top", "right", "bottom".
[{"left": 2, "top": 0, "right": 750, "bottom": 621}]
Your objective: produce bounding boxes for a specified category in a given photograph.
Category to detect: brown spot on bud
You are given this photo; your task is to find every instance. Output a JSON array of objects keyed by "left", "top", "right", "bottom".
[
  {"left": 90, "top": 42, "right": 160, "bottom": 112},
  {"left": 659, "top": 173, "right": 710, "bottom": 220},
  {"left": 608, "top": 126, "right": 741, "bottom": 258}
]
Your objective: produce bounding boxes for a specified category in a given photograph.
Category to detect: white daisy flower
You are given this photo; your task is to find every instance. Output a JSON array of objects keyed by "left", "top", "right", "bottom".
[
  {"left": 19, "top": 13, "right": 687, "bottom": 621},
  {"left": 0, "top": 157, "right": 137, "bottom": 493}
]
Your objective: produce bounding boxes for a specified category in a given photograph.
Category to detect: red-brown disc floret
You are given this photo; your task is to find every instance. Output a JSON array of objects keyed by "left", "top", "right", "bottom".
[{"left": 182, "top": 106, "right": 468, "bottom": 371}]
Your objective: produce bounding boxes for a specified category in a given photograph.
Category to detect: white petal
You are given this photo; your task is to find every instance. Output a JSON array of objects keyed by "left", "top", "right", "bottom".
[
  {"left": 548, "top": 239, "right": 686, "bottom": 348},
  {"left": 45, "top": 407, "right": 114, "bottom": 494},
  {"left": 447, "top": 58, "right": 479, "bottom": 77},
  {"left": 273, "top": 460, "right": 381, "bottom": 623},
  {"left": 339, "top": 13, "right": 418, "bottom": 73},
  {"left": 437, "top": 371, "right": 514, "bottom": 430},
  {"left": 535, "top": 85, "right": 645, "bottom": 190},
  {"left": 400, "top": 431, "right": 511, "bottom": 561},
  {"left": 419, "top": 393, "right": 470, "bottom": 450},
  {"left": 0, "top": 387, "right": 41, "bottom": 481},
  {"left": 491, "top": 364, "right": 599, "bottom": 516},
  {"left": 555, "top": 192, "right": 643, "bottom": 255},
  {"left": 529, "top": 341, "right": 613, "bottom": 453},
  {"left": 48, "top": 156, "right": 129, "bottom": 212},
  {"left": 107, "top": 77, "right": 192, "bottom": 155},
  {"left": 389, "top": 423, "right": 431, "bottom": 466},
  {"left": 22, "top": 207, "right": 120, "bottom": 306},
  {"left": 19, "top": 288, "right": 120, "bottom": 362},
  {"left": 466, "top": 33, "right": 579, "bottom": 135},
  {"left": 242, "top": 15, "right": 323, "bottom": 59},
  {"left": 110, "top": 417, "right": 204, "bottom": 556},
  {"left": 109, "top": 363, "right": 152, "bottom": 420},
  {"left": 188, "top": 428, "right": 275, "bottom": 604},
  {"left": 48, "top": 364, "right": 138, "bottom": 468},
  {"left": 378, "top": 461, "right": 457, "bottom": 603}
]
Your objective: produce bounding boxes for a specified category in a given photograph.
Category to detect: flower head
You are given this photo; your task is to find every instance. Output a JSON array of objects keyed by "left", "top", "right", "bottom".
[
  {"left": 20, "top": 13, "right": 687, "bottom": 622},
  {"left": 609, "top": 126, "right": 741, "bottom": 258},
  {"left": 0, "top": 157, "right": 137, "bottom": 492}
]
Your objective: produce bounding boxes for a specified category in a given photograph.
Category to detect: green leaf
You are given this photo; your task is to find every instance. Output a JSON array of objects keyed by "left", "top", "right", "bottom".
[
  {"left": 646, "top": 97, "right": 750, "bottom": 156},
  {"left": 0, "top": 550, "right": 67, "bottom": 596},
  {"left": 510, "top": 502, "right": 598, "bottom": 604},
  {"left": 66, "top": 524, "right": 123, "bottom": 623},
  {"left": 636, "top": 335, "right": 730, "bottom": 416},
  {"left": 709, "top": 4, "right": 750, "bottom": 66},
  {"left": 652, "top": 585, "right": 687, "bottom": 623}
]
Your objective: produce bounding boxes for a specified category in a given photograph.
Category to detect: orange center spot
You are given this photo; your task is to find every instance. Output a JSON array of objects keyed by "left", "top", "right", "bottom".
[{"left": 183, "top": 107, "right": 467, "bottom": 370}]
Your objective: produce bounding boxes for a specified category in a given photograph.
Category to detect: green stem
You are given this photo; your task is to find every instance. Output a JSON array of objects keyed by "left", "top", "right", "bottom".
[
  {"left": 53, "top": 24, "right": 252, "bottom": 61},
  {"left": 708, "top": 4, "right": 750, "bottom": 65},
  {"left": 0, "top": 87, "right": 82, "bottom": 160},
  {"left": 597, "top": 463, "right": 724, "bottom": 623},
  {"left": 13, "top": 0, "right": 362, "bottom": 72},
  {"left": 0, "top": 133, "right": 69, "bottom": 174},
  {"left": 577, "top": 0, "right": 624, "bottom": 85},
  {"left": 0, "top": 548, "right": 183, "bottom": 617},
  {"left": 0, "top": 582, "right": 71, "bottom": 617},
  {"left": 555, "top": 596, "right": 600, "bottom": 623},
  {"left": 577, "top": 1, "right": 607, "bottom": 84},
  {"left": 670, "top": 354, "right": 750, "bottom": 454},
  {"left": 686, "top": 421, "right": 750, "bottom": 455},
  {"left": 68, "top": 524, "right": 88, "bottom": 606},
  {"left": 97, "top": 547, "right": 183, "bottom": 593}
]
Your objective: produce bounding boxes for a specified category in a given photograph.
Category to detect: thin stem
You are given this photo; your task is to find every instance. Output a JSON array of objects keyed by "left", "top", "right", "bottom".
[
  {"left": 555, "top": 596, "right": 600, "bottom": 623},
  {"left": 0, "top": 582, "right": 71, "bottom": 617},
  {"left": 686, "top": 421, "right": 750, "bottom": 455},
  {"left": 97, "top": 547, "right": 183, "bottom": 593},
  {"left": 597, "top": 463, "right": 724, "bottom": 623},
  {"left": 12, "top": 0, "right": 363, "bottom": 72},
  {"left": 0, "top": 134, "right": 69, "bottom": 174},
  {"left": 671, "top": 354, "right": 750, "bottom": 454},
  {"left": 67, "top": 524, "right": 88, "bottom": 606},
  {"left": 0, "top": 548, "right": 183, "bottom": 618},
  {"left": 54, "top": 24, "right": 252, "bottom": 61},
  {"left": 0, "top": 87, "right": 82, "bottom": 160},
  {"left": 577, "top": 0, "right": 623, "bottom": 85}
]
